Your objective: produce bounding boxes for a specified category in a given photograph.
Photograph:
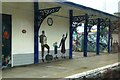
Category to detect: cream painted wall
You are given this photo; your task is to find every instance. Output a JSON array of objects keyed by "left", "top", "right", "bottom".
[
  {"left": 2, "top": 2, "right": 70, "bottom": 54},
  {"left": 112, "top": 33, "right": 119, "bottom": 43},
  {"left": 39, "top": 15, "right": 69, "bottom": 51},
  {"left": 2, "top": 2, "right": 34, "bottom": 54},
  {"left": 118, "top": 1, "right": 120, "bottom": 12},
  {"left": 0, "top": 2, "right": 2, "bottom": 13},
  {"left": 38, "top": 2, "right": 70, "bottom": 53}
]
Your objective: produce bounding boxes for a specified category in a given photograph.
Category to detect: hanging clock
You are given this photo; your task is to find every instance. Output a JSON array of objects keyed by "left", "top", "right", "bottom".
[{"left": 47, "top": 17, "right": 53, "bottom": 26}]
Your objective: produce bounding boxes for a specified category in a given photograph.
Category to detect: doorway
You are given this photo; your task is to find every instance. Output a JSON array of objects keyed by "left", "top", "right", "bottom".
[{"left": 2, "top": 14, "right": 12, "bottom": 68}]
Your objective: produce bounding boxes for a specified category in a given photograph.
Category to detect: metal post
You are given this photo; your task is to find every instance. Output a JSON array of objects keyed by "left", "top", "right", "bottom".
[
  {"left": 96, "top": 18, "right": 100, "bottom": 55},
  {"left": 84, "top": 14, "right": 88, "bottom": 57},
  {"left": 34, "top": 2, "right": 39, "bottom": 64},
  {"left": 108, "top": 19, "right": 111, "bottom": 53},
  {"left": 69, "top": 10, "right": 73, "bottom": 59}
]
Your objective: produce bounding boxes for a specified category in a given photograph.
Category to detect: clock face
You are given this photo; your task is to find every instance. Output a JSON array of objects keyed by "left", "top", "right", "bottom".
[{"left": 47, "top": 17, "right": 53, "bottom": 26}]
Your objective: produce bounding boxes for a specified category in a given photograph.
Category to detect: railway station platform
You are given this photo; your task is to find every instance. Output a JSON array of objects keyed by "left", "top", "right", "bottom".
[{"left": 2, "top": 52, "right": 119, "bottom": 79}]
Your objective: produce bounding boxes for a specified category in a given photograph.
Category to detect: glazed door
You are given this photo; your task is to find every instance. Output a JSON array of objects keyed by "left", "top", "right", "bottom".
[{"left": 2, "top": 14, "right": 12, "bottom": 68}]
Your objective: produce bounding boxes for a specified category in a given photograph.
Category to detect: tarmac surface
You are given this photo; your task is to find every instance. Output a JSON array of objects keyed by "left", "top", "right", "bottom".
[{"left": 1, "top": 52, "right": 119, "bottom": 79}]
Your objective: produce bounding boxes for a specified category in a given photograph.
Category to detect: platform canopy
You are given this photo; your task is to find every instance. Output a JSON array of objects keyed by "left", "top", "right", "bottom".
[{"left": 38, "top": 2, "right": 119, "bottom": 21}]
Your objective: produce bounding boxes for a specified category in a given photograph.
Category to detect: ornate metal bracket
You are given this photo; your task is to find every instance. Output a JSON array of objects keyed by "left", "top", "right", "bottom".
[
  {"left": 87, "top": 19, "right": 98, "bottom": 32},
  {"left": 73, "top": 15, "right": 98, "bottom": 33},
  {"left": 38, "top": 7, "right": 61, "bottom": 29},
  {"left": 100, "top": 18, "right": 109, "bottom": 26},
  {"left": 88, "top": 19, "right": 98, "bottom": 25},
  {"left": 73, "top": 14, "right": 97, "bottom": 22},
  {"left": 99, "top": 19, "right": 110, "bottom": 37},
  {"left": 72, "top": 15, "right": 111, "bottom": 34},
  {"left": 73, "top": 15, "right": 86, "bottom": 22}
]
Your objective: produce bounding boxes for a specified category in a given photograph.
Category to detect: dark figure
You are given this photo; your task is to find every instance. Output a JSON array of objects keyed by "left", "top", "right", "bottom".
[
  {"left": 39, "top": 30, "right": 50, "bottom": 62},
  {"left": 53, "top": 42, "right": 59, "bottom": 60},
  {"left": 59, "top": 33, "right": 68, "bottom": 58}
]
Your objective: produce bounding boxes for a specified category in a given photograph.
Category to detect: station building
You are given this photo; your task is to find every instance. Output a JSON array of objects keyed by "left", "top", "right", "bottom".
[{"left": 1, "top": 0, "right": 120, "bottom": 68}]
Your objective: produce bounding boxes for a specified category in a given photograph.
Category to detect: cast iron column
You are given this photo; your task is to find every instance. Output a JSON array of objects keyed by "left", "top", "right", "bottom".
[
  {"left": 108, "top": 19, "right": 111, "bottom": 53},
  {"left": 96, "top": 18, "right": 100, "bottom": 55},
  {"left": 69, "top": 10, "right": 73, "bottom": 59},
  {"left": 84, "top": 14, "right": 88, "bottom": 57},
  {"left": 34, "top": 2, "right": 39, "bottom": 64}
]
